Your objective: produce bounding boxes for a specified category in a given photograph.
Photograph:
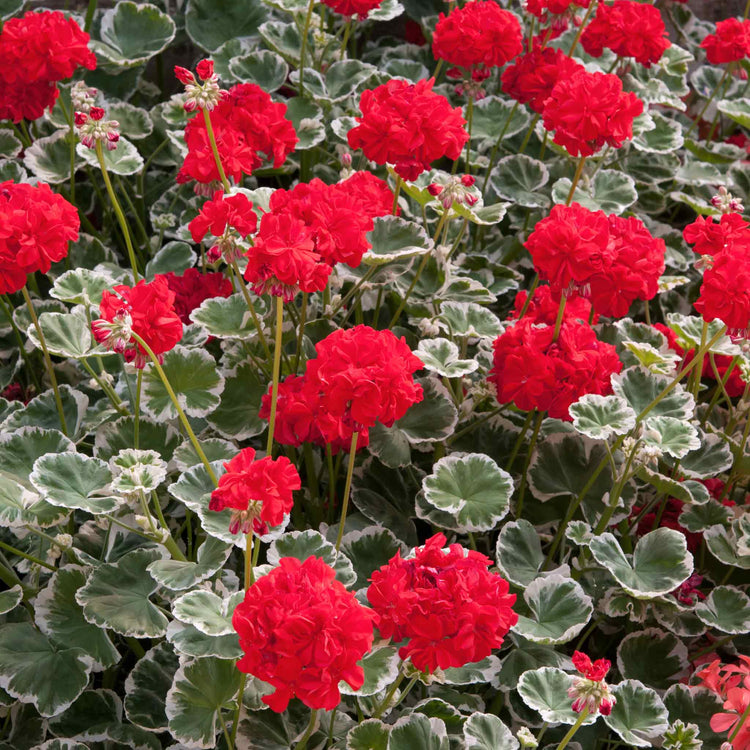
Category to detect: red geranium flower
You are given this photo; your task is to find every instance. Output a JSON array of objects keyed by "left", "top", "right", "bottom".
[
  {"left": 347, "top": 78, "right": 469, "bottom": 181},
  {"left": 501, "top": 45, "right": 583, "bottom": 114},
  {"left": 700, "top": 18, "right": 750, "bottom": 65},
  {"left": 432, "top": 1, "right": 523, "bottom": 71},
  {"left": 160, "top": 268, "right": 233, "bottom": 325},
  {"left": 322, "top": 0, "right": 382, "bottom": 19},
  {"left": 177, "top": 83, "right": 298, "bottom": 188},
  {"left": 0, "top": 181, "right": 79, "bottom": 295},
  {"left": 188, "top": 191, "right": 257, "bottom": 245},
  {"left": 92, "top": 276, "right": 183, "bottom": 368},
  {"left": 368, "top": 533, "right": 517, "bottom": 673},
  {"left": 543, "top": 69, "right": 643, "bottom": 157},
  {"left": 525, "top": 0, "right": 590, "bottom": 18},
  {"left": 568, "top": 651, "right": 616, "bottom": 716},
  {"left": 511, "top": 284, "right": 597, "bottom": 325},
  {"left": 695, "top": 247, "right": 750, "bottom": 338},
  {"left": 233, "top": 556, "right": 375, "bottom": 712},
  {"left": 489, "top": 316, "right": 622, "bottom": 420},
  {"left": 209, "top": 446, "right": 300, "bottom": 534},
  {"left": 683, "top": 213, "right": 750, "bottom": 259},
  {"left": 342, "top": 170, "right": 397, "bottom": 217},
  {"left": 581, "top": 0, "right": 670, "bottom": 67}
]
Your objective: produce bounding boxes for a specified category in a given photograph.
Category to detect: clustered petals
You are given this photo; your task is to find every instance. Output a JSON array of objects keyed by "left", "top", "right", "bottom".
[
  {"left": 322, "top": 0, "right": 382, "bottom": 19},
  {"left": 568, "top": 651, "right": 616, "bottom": 716},
  {"left": 189, "top": 190, "right": 258, "bottom": 263},
  {"left": 697, "top": 656, "right": 750, "bottom": 750},
  {"left": 160, "top": 268, "right": 233, "bottom": 325},
  {"left": 700, "top": 18, "right": 750, "bottom": 65}
]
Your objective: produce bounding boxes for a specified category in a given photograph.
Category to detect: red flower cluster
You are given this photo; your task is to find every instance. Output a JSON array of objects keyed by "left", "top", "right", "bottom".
[
  {"left": 543, "top": 69, "right": 643, "bottom": 157},
  {"left": 232, "top": 556, "right": 375, "bottom": 712},
  {"left": 322, "top": 0, "right": 382, "bottom": 19},
  {"left": 188, "top": 190, "right": 257, "bottom": 263},
  {"left": 209, "top": 447, "right": 300, "bottom": 535},
  {"left": 525, "top": 203, "right": 665, "bottom": 318},
  {"left": 581, "top": 0, "right": 670, "bottom": 67},
  {"left": 367, "top": 534, "right": 517, "bottom": 672},
  {"left": 701, "top": 18, "right": 750, "bottom": 65},
  {"left": 511, "top": 285, "right": 597, "bottom": 326},
  {"left": 432, "top": 1, "right": 523, "bottom": 72},
  {"left": 0, "top": 181, "right": 80, "bottom": 295},
  {"left": 489, "top": 317, "right": 622, "bottom": 420},
  {"left": 632, "top": 497, "right": 702, "bottom": 553},
  {"left": 569, "top": 651, "right": 616, "bottom": 716},
  {"left": 347, "top": 79, "right": 469, "bottom": 181},
  {"left": 683, "top": 213, "right": 750, "bottom": 259},
  {"left": 525, "top": 0, "right": 590, "bottom": 20},
  {"left": 0, "top": 10, "right": 96, "bottom": 122},
  {"left": 93, "top": 277, "right": 183, "bottom": 368},
  {"left": 177, "top": 83, "right": 298, "bottom": 188},
  {"left": 695, "top": 248, "right": 750, "bottom": 338},
  {"left": 501, "top": 45, "right": 583, "bottom": 114},
  {"left": 160, "top": 269, "right": 233, "bottom": 325},
  {"left": 262, "top": 326, "right": 424, "bottom": 451},
  {"left": 697, "top": 656, "right": 750, "bottom": 750}
]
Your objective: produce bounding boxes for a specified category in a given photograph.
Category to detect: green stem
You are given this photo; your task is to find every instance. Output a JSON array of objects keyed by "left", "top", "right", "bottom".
[
  {"left": 566, "top": 156, "right": 587, "bottom": 206},
  {"left": 244, "top": 532, "right": 255, "bottom": 588},
  {"left": 134, "top": 367, "right": 142, "bottom": 449},
  {"left": 686, "top": 63, "right": 733, "bottom": 139},
  {"left": 517, "top": 274, "right": 540, "bottom": 319},
  {"left": 94, "top": 141, "right": 140, "bottom": 283},
  {"left": 506, "top": 410, "right": 535, "bottom": 473},
  {"left": 150, "top": 491, "right": 187, "bottom": 561},
  {"left": 129, "top": 332, "right": 217, "bottom": 486},
  {"left": 293, "top": 293, "right": 308, "bottom": 373},
  {"left": 690, "top": 319, "right": 709, "bottom": 399},
  {"left": 298, "top": 0, "right": 317, "bottom": 97},
  {"left": 229, "top": 259, "right": 273, "bottom": 364},
  {"left": 0, "top": 294, "right": 42, "bottom": 392},
  {"left": 594, "top": 439, "right": 640, "bottom": 535},
  {"left": 294, "top": 709, "right": 319, "bottom": 750},
  {"left": 567, "top": 2, "right": 596, "bottom": 56},
  {"left": 217, "top": 710, "right": 233, "bottom": 750},
  {"left": 80, "top": 359, "right": 128, "bottom": 415},
  {"left": 518, "top": 113, "right": 540, "bottom": 154},
  {"left": 266, "top": 296, "right": 285, "bottom": 456},
  {"left": 329, "top": 266, "right": 376, "bottom": 317},
  {"left": 552, "top": 294, "right": 567, "bottom": 343},
  {"left": 0, "top": 540, "right": 55, "bottom": 571},
  {"left": 202, "top": 108, "right": 231, "bottom": 193},
  {"left": 392, "top": 174, "right": 402, "bottom": 215},
  {"left": 464, "top": 95, "right": 474, "bottom": 174},
  {"left": 515, "top": 411, "right": 544, "bottom": 518},
  {"left": 84, "top": 0, "right": 97, "bottom": 31},
  {"left": 21, "top": 286, "right": 68, "bottom": 436},
  {"left": 558, "top": 709, "right": 590, "bottom": 750},
  {"left": 372, "top": 669, "right": 406, "bottom": 719},
  {"left": 339, "top": 18, "right": 353, "bottom": 56},
  {"left": 334, "top": 431, "right": 359, "bottom": 552}
]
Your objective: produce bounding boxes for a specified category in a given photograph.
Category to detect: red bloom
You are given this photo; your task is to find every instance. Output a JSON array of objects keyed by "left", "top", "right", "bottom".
[
  {"left": 543, "top": 69, "right": 643, "bottom": 157},
  {"left": 368, "top": 533, "right": 517, "bottom": 673},
  {"left": 160, "top": 268, "right": 233, "bottom": 325},
  {"left": 233, "top": 556, "right": 375, "bottom": 712},
  {"left": 683, "top": 213, "right": 750, "bottom": 258},
  {"left": 511, "top": 285, "right": 597, "bottom": 325},
  {"left": 188, "top": 191, "right": 257, "bottom": 245},
  {"left": 695, "top": 247, "right": 750, "bottom": 338},
  {"left": 347, "top": 78, "right": 469, "bottom": 181},
  {"left": 93, "top": 277, "right": 183, "bottom": 368},
  {"left": 701, "top": 18, "right": 750, "bottom": 65},
  {"left": 243, "top": 213, "right": 331, "bottom": 301},
  {"left": 432, "top": 1, "right": 523, "bottom": 71},
  {"left": 525, "top": 0, "right": 590, "bottom": 18},
  {"left": 573, "top": 651, "right": 611, "bottom": 682},
  {"left": 0, "top": 181, "right": 79, "bottom": 295},
  {"left": 501, "top": 45, "right": 583, "bottom": 114},
  {"left": 489, "top": 317, "right": 622, "bottom": 420},
  {"left": 341, "top": 170, "right": 396, "bottom": 219},
  {"left": 0, "top": 79, "right": 59, "bottom": 123},
  {"left": 632, "top": 497, "right": 702, "bottom": 552},
  {"left": 581, "top": 0, "right": 670, "bottom": 67},
  {"left": 569, "top": 651, "right": 616, "bottom": 715},
  {"left": 321, "top": 0, "right": 382, "bottom": 19},
  {"left": 712, "top": 686, "right": 750, "bottom": 750},
  {"left": 209, "top": 446, "right": 300, "bottom": 534},
  {"left": 177, "top": 83, "right": 297, "bottom": 187}
]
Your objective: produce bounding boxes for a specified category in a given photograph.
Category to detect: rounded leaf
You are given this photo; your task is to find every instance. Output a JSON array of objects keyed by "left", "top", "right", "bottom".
[
  {"left": 76, "top": 137, "right": 144, "bottom": 176},
  {"left": 694, "top": 586, "right": 750, "bottom": 634},
  {"left": 517, "top": 667, "right": 596, "bottom": 726},
  {"left": 603, "top": 680, "right": 669, "bottom": 747},
  {"left": 416, "top": 338, "right": 478, "bottom": 378},
  {"left": 363, "top": 216, "right": 433, "bottom": 266},
  {"left": 569, "top": 394, "right": 636, "bottom": 440}
]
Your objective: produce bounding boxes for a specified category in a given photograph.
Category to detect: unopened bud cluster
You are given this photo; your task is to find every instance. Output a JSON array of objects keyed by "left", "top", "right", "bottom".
[
  {"left": 174, "top": 59, "right": 224, "bottom": 112},
  {"left": 711, "top": 185, "right": 744, "bottom": 214},
  {"left": 71, "top": 81, "right": 97, "bottom": 114},
  {"left": 75, "top": 106, "right": 120, "bottom": 151},
  {"left": 428, "top": 174, "right": 478, "bottom": 210}
]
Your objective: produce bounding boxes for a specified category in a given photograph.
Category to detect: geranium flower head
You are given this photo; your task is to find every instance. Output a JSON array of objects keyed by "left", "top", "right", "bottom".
[
  {"left": 695, "top": 247, "right": 750, "bottom": 339},
  {"left": 347, "top": 78, "right": 469, "bottom": 181},
  {"left": 209, "top": 447, "right": 300, "bottom": 535},
  {"left": 322, "top": 0, "right": 382, "bottom": 19},
  {"left": 232, "top": 555, "right": 375, "bottom": 712},
  {"left": 160, "top": 268, "right": 233, "bottom": 325},
  {"left": 568, "top": 651, "right": 616, "bottom": 716},
  {"left": 700, "top": 18, "right": 750, "bottom": 65},
  {"left": 174, "top": 58, "right": 224, "bottom": 112},
  {"left": 524, "top": 0, "right": 590, "bottom": 20},
  {"left": 189, "top": 191, "right": 257, "bottom": 263},
  {"left": 368, "top": 533, "right": 517, "bottom": 672}
]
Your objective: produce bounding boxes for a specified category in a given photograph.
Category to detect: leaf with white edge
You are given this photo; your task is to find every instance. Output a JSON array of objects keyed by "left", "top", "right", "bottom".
[
  {"left": 0, "top": 474, "right": 68, "bottom": 529},
  {"left": 552, "top": 170, "right": 637, "bottom": 214},
  {"left": 173, "top": 439, "right": 234, "bottom": 473},
  {"left": 367, "top": 421, "right": 411, "bottom": 468},
  {"left": 517, "top": 668, "right": 597, "bottom": 726},
  {"left": 589, "top": 528, "right": 693, "bottom": 598},
  {"left": 694, "top": 586, "right": 750, "bottom": 634},
  {"left": 147, "top": 536, "right": 231, "bottom": 591},
  {"left": 25, "top": 312, "right": 93, "bottom": 359},
  {"left": 109, "top": 449, "right": 167, "bottom": 495},
  {"left": 663, "top": 684, "right": 723, "bottom": 750},
  {"left": 285, "top": 96, "right": 325, "bottom": 149},
  {"left": 0, "top": 426, "right": 74, "bottom": 489},
  {"left": 463, "top": 713, "right": 519, "bottom": 750},
  {"left": 676, "top": 432, "right": 734, "bottom": 479},
  {"left": 190, "top": 293, "right": 263, "bottom": 340},
  {"left": 2, "top": 384, "right": 88, "bottom": 438},
  {"left": 0, "top": 128, "right": 21, "bottom": 159},
  {"left": 394, "top": 377, "right": 458, "bottom": 444},
  {"left": 387, "top": 714, "right": 449, "bottom": 750},
  {"left": 437, "top": 301, "right": 502, "bottom": 339},
  {"left": 229, "top": 50, "right": 288, "bottom": 92},
  {"left": 0, "top": 585, "right": 22, "bottom": 615},
  {"left": 657, "top": 275, "right": 690, "bottom": 293},
  {"left": 30, "top": 453, "right": 119, "bottom": 514},
  {"left": 166, "top": 621, "right": 242, "bottom": 661},
  {"left": 141, "top": 346, "right": 224, "bottom": 420},
  {"left": 144, "top": 242, "right": 196, "bottom": 279},
  {"left": 632, "top": 112, "right": 684, "bottom": 153},
  {"left": 641, "top": 416, "right": 700, "bottom": 459},
  {"left": 366, "top": 0, "right": 404, "bottom": 21},
  {"left": 495, "top": 519, "right": 546, "bottom": 587},
  {"left": 165, "top": 657, "right": 242, "bottom": 748},
  {"left": 23, "top": 130, "right": 84, "bottom": 184},
  {"left": 422, "top": 454, "right": 512, "bottom": 532},
  {"left": 604, "top": 680, "right": 669, "bottom": 748},
  {"left": 453, "top": 200, "right": 509, "bottom": 226},
  {"left": 340, "top": 527, "right": 404, "bottom": 590},
  {"left": 268, "top": 530, "right": 355, "bottom": 586},
  {"left": 76, "top": 548, "right": 169, "bottom": 638},
  {"left": 612, "top": 367, "right": 695, "bottom": 419},
  {"left": 679, "top": 499, "right": 732, "bottom": 532},
  {"left": 717, "top": 97, "right": 750, "bottom": 129},
  {"left": 205, "top": 363, "right": 266, "bottom": 442},
  {"left": 186, "top": 0, "right": 267, "bottom": 52},
  {"left": 636, "top": 465, "right": 710, "bottom": 506},
  {"left": 50, "top": 269, "right": 114, "bottom": 307},
  {"left": 347, "top": 720, "right": 390, "bottom": 750},
  {"left": 340, "top": 645, "right": 400, "bottom": 697},
  {"left": 124, "top": 642, "right": 179, "bottom": 733},
  {"left": 94, "top": 416, "right": 180, "bottom": 463},
  {"left": 0, "top": 623, "right": 92, "bottom": 717},
  {"left": 617, "top": 629, "right": 688, "bottom": 690},
  {"left": 172, "top": 590, "right": 243, "bottom": 637},
  {"left": 569, "top": 394, "right": 636, "bottom": 440},
  {"left": 76, "top": 138, "right": 144, "bottom": 176},
  {"left": 441, "top": 655, "right": 502, "bottom": 686},
  {"left": 513, "top": 575, "right": 593, "bottom": 645},
  {"left": 491, "top": 154, "right": 549, "bottom": 208},
  {"left": 364, "top": 216, "right": 433, "bottom": 266},
  {"left": 705, "top": 522, "right": 750, "bottom": 569},
  {"left": 95, "top": 2, "right": 176, "bottom": 65},
  {"left": 416, "top": 338, "right": 478, "bottom": 378},
  {"left": 325, "top": 60, "right": 379, "bottom": 103},
  {"left": 622, "top": 341, "right": 680, "bottom": 375},
  {"left": 666, "top": 314, "right": 740, "bottom": 357},
  {"left": 471, "top": 97, "right": 530, "bottom": 142},
  {"left": 45, "top": 688, "right": 122, "bottom": 742}
]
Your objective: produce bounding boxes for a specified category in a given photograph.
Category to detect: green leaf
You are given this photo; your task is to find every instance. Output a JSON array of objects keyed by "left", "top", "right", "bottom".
[
  {"left": 632, "top": 113, "right": 684, "bottom": 154},
  {"left": 394, "top": 377, "right": 458, "bottom": 444},
  {"left": 268, "top": 530, "right": 355, "bottom": 586},
  {"left": 165, "top": 657, "right": 242, "bottom": 747},
  {"left": 76, "top": 548, "right": 169, "bottom": 638},
  {"left": 491, "top": 154, "right": 549, "bottom": 208},
  {"left": 679, "top": 498, "right": 732, "bottom": 532},
  {"left": 186, "top": 0, "right": 267, "bottom": 52},
  {"left": 147, "top": 536, "right": 231, "bottom": 591},
  {"left": 367, "top": 421, "right": 412, "bottom": 468},
  {"left": 422, "top": 453, "right": 512, "bottom": 532},
  {"left": 0, "top": 585, "right": 22, "bottom": 615},
  {"left": 76, "top": 137, "right": 144, "bottom": 176},
  {"left": 641, "top": 416, "right": 700, "bottom": 459},
  {"left": 0, "top": 474, "right": 68, "bottom": 530},
  {"left": 141, "top": 346, "right": 224, "bottom": 420},
  {"left": 675, "top": 160, "right": 722, "bottom": 186},
  {"left": 415, "top": 338, "right": 478, "bottom": 378},
  {"left": 0, "top": 0, "right": 23, "bottom": 22},
  {"left": 513, "top": 575, "right": 593, "bottom": 645},
  {"left": 589, "top": 528, "right": 694, "bottom": 598},
  {"left": 25, "top": 312, "right": 93, "bottom": 359},
  {"left": 437, "top": 302, "right": 501, "bottom": 339},
  {"left": 144, "top": 242, "right": 196, "bottom": 279},
  {"left": 107, "top": 102, "right": 153, "bottom": 140},
  {"left": 228, "top": 50, "right": 288, "bottom": 92},
  {"left": 0, "top": 622, "right": 92, "bottom": 717},
  {"left": 663, "top": 684, "right": 723, "bottom": 750},
  {"left": 617, "top": 629, "right": 688, "bottom": 690},
  {"left": 569, "top": 394, "right": 636, "bottom": 440},
  {"left": 694, "top": 586, "right": 750, "bottom": 634},
  {"left": 23, "top": 131, "right": 84, "bottom": 184},
  {"left": 636, "top": 466, "right": 710, "bottom": 506},
  {"left": 46, "top": 688, "right": 121, "bottom": 742},
  {"left": 463, "top": 713, "right": 518, "bottom": 750},
  {"left": 495, "top": 519, "right": 547, "bottom": 587},
  {"left": 340, "top": 527, "right": 404, "bottom": 591},
  {"left": 325, "top": 60, "right": 379, "bottom": 103},
  {"left": 0, "top": 425, "right": 74, "bottom": 489},
  {"left": 717, "top": 97, "right": 750, "bottom": 129},
  {"left": 172, "top": 590, "right": 242, "bottom": 637},
  {"left": 517, "top": 667, "right": 596, "bottom": 725},
  {"left": 284, "top": 96, "right": 325, "bottom": 150},
  {"left": 50, "top": 269, "right": 114, "bottom": 307},
  {"left": 347, "top": 720, "right": 390, "bottom": 750},
  {"left": 30, "top": 453, "right": 119, "bottom": 514},
  {"left": 364, "top": 216, "right": 433, "bottom": 266},
  {"left": 666, "top": 314, "right": 740, "bottom": 357},
  {"left": 705, "top": 522, "right": 750, "bottom": 569},
  {"left": 166, "top": 621, "right": 242, "bottom": 661},
  {"left": 0, "top": 129, "right": 20, "bottom": 159},
  {"left": 603, "top": 680, "right": 669, "bottom": 748},
  {"left": 677, "top": 433, "right": 734, "bottom": 479},
  {"left": 387, "top": 714, "right": 449, "bottom": 750},
  {"left": 206, "top": 363, "right": 266, "bottom": 441},
  {"left": 552, "top": 170, "right": 637, "bottom": 215},
  {"left": 94, "top": 415, "right": 180, "bottom": 463},
  {"left": 190, "top": 293, "right": 262, "bottom": 340},
  {"left": 612, "top": 367, "right": 695, "bottom": 419},
  {"left": 95, "top": 1, "right": 176, "bottom": 65},
  {"left": 109, "top": 449, "right": 167, "bottom": 495},
  {"left": 341, "top": 645, "right": 400, "bottom": 697},
  {"left": 471, "top": 97, "right": 530, "bottom": 142},
  {"left": 124, "top": 642, "right": 179, "bottom": 733}
]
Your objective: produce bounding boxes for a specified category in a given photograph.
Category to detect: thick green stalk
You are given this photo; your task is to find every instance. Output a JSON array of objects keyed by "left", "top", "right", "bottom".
[
  {"left": 201, "top": 108, "right": 231, "bottom": 193},
  {"left": 266, "top": 296, "right": 285, "bottom": 456},
  {"left": 294, "top": 709, "right": 319, "bottom": 750},
  {"left": 334, "top": 431, "right": 359, "bottom": 552},
  {"left": 229, "top": 259, "right": 273, "bottom": 364},
  {"left": 557, "top": 709, "right": 590, "bottom": 750},
  {"left": 298, "top": 0, "right": 317, "bottom": 96},
  {"left": 566, "top": 156, "right": 587, "bottom": 206}
]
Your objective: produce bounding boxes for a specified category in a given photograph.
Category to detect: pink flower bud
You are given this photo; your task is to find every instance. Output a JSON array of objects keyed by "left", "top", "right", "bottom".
[
  {"left": 427, "top": 183, "right": 443, "bottom": 196},
  {"left": 174, "top": 66, "right": 195, "bottom": 85}
]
